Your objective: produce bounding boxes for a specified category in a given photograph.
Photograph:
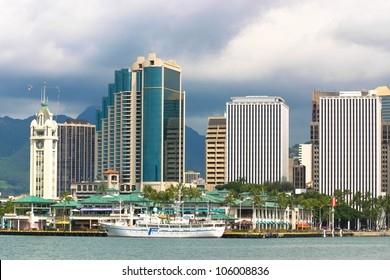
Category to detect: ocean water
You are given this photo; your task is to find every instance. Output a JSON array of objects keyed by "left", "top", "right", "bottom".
[{"left": 0, "top": 235, "right": 389, "bottom": 260}]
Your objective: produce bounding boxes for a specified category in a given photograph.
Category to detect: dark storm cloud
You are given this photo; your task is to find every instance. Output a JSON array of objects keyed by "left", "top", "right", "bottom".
[
  {"left": 185, "top": 74, "right": 314, "bottom": 145},
  {"left": 1, "top": 0, "right": 390, "bottom": 146},
  {"left": 92, "top": 0, "right": 281, "bottom": 67}
]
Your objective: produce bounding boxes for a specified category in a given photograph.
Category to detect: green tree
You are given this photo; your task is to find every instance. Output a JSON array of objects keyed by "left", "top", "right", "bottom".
[
  {"left": 59, "top": 191, "right": 73, "bottom": 230},
  {"left": 96, "top": 182, "right": 108, "bottom": 195},
  {"left": 224, "top": 192, "right": 236, "bottom": 216},
  {"left": 252, "top": 193, "right": 265, "bottom": 230},
  {"left": 184, "top": 187, "right": 202, "bottom": 218},
  {"left": 0, "top": 199, "right": 14, "bottom": 217},
  {"left": 352, "top": 191, "right": 364, "bottom": 230}
]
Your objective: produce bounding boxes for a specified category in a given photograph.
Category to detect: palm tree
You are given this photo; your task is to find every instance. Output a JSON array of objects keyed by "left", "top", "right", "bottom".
[
  {"left": 166, "top": 184, "right": 180, "bottom": 202},
  {"left": 252, "top": 194, "right": 265, "bottom": 231},
  {"left": 142, "top": 185, "right": 157, "bottom": 202},
  {"left": 375, "top": 195, "right": 387, "bottom": 231},
  {"left": 59, "top": 191, "right": 73, "bottom": 230},
  {"left": 185, "top": 187, "right": 202, "bottom": 218},
  {"left": 352, "top": 191, "right": 363, "bottom": 230},
  {"left": 276, "top": 192, "right": 290, "bottom": 230},
  {"left": 224, "top": 192, "right": 236, "bottom": 217},
  {"left": 97, "top": 182, "right": 108, "bottom": 195}
]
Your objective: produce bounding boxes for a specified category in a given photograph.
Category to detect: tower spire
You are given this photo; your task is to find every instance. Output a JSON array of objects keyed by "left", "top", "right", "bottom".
[{"left": 41, "top": 80, "right": 48, "bottom": 106}]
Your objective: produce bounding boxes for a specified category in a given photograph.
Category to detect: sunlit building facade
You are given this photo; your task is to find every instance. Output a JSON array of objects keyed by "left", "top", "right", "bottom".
[
  {"left": 96, "top": 53, "right": 185, "bottom": 191},
  {"left": 226, "top": 96, "right": 289, "bottom": 185},
  {"left": 315, "top": 91, "right": 383, "bottom": 203},
  {"left": 30, "top": 82, "right": 58, "bottom": 199},
  {"left": 205, "top": 116, "right": 226, "bottom": 190}
]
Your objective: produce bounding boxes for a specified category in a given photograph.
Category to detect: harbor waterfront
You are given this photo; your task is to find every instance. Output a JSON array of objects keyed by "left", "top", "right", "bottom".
[
  {"left": 1, "top": 234, "right": 390, "bottom": 260},
  {"left": 2, "top": 229, "right": 389, "bottom": 238}
]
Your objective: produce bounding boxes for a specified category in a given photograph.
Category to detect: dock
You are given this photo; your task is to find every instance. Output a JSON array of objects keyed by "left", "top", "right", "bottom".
[
  {"left": 222, "top": 230, "right": 355, "bottom": 238},
  {"left": 1, "top": 229, "right": 388, "bottom": 238},
  {"left": 0, "top": 229, "right": 107, "bottom": 237}
]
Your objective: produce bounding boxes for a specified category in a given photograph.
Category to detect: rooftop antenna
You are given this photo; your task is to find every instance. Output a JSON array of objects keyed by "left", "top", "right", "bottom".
[
  {"left": 27, "top": 80, "right": 60, "bottom": 117},
  {"left": 41, "top": 80, "right": 48, "bottom": 106}
]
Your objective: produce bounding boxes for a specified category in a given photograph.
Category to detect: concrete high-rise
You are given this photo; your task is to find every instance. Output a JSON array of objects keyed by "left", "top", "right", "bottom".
[
  {"left": 57, "top": 119, "right": 95, "bottom": 196},
  {"left": 375, "top": 86, "right": 390, "bottom": 194},
  {"left": 226, "top": 96, "right": 289, "bottom": 185},
  {"left": 30, "top": 81, "right": 58, "bottom": 199},
  {"left": 205, "top": 116, "right": 226, "bottom": 190},
  {"left": 299, "top": 143, "right": 312, "bottom": 187},
  {"left": 312, "top": 90, "right": 383, "bottom": 203},
  {"left": 96, "top": 53, "right": 185, "bottom": 191}
]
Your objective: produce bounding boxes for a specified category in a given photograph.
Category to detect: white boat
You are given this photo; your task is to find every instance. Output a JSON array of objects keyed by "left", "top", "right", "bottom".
[{"left": 100, "top": 208, "right": 226, "bottom": 238}]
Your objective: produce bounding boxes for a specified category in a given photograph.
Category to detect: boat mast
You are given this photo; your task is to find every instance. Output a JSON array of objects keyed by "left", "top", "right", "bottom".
[{"left": 119, "top": 200, "right": 122, "bottom": 221}]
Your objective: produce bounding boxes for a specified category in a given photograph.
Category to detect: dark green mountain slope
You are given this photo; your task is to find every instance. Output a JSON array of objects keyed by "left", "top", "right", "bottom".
[{"left": 0, "top": 108, "right": 207, "bottom": 196}]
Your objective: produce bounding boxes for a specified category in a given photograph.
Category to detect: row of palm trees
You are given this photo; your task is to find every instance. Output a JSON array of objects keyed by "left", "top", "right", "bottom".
[
  {"left": 142, "top": 184, "right": 202, "bottom": 206},
  {"left": 53, "top": 183, "right": 390, "bottom": 231},
  {"left": 227, "top": 185, "right": 390, "bottom": 231}
]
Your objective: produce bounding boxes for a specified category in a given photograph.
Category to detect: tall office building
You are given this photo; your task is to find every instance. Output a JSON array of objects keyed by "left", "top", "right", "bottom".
[
  {"left": 382, "top": 123, "right": 390, "bottom": 194},
  {"left": 226, "top": 96, "right": 289, "bottom": 185},
  {"left": 30, "top": 81, "right": 58, "bottom": 199},
  {"left": 57, "top": 119, "right": 95, "bottom": 196},
  {"left": 310, "top": 91, "right": 339, "bottom": 190},
  {"left": 299, "top": 143, "right": 312, "bottom": 187},
  {"left": 97, "top": 53, "right": 185, "bottom": 191},
  {"left": 375, "top": 86, "right": 390, "bottom": 194},
  {"left": 205, "top": 116, "right": 226, "bottom": 190},
  {"left": 312, "top": 90, "right": 383, "bottom": 203}
]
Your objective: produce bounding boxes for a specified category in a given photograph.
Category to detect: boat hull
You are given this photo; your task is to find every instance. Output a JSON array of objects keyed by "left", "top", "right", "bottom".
[{"left": 100, "top": 222, "right": 225, "bottom": 238}]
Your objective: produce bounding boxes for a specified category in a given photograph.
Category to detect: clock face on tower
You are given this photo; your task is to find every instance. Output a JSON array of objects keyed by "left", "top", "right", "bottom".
[{"left": 36, "top": 141, "right": 44, "bottom": 149}]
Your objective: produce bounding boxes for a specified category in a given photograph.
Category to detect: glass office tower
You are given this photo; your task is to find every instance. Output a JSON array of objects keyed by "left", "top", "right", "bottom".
[{"left": 97, "top": 54, "right": 185, "bottom": 191}]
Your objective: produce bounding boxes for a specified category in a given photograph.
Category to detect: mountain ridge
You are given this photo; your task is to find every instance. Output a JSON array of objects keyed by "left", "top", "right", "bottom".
[{"left": 0, "top": 107, "right": 206, "bottom": 196}]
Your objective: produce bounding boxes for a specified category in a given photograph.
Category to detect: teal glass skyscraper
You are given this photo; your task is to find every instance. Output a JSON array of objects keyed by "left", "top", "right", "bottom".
[{"left": 96, "top": 53, "right": 185, "bottom": 191}]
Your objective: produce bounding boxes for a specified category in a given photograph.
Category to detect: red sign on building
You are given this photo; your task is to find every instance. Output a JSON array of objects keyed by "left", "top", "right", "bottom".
[{"left": 332, "top": 197, "right": 337, "bottom": 207}]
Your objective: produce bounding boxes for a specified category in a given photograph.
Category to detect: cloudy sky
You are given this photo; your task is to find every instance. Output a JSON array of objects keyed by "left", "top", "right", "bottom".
[{"left": 1, "top": 0, "right": 390, "bottom": 145}]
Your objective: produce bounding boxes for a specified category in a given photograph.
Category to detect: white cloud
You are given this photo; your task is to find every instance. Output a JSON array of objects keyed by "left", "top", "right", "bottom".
[
  {"left": 0, "top": 96, "right": 85, "bottom": 120},
  {"left": 186, "top": 113, "right": 225, "bottom": 136},
  {"left": 184, "top": 0, "right": 390, "bottom": 83},
  {"left": 1, "top": 0, "right": 390, "bottom": 145}
]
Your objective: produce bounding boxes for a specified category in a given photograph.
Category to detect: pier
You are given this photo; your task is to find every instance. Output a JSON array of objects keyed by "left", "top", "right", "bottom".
[
  {"left": 222, "top": 230, "right": 355, "bottom": 238},
  {"left": 0, "top": 229, "right": 107, "bottom": 237},
  {"left": 1, "top": 229, "right": 388, "bottom": 238}
]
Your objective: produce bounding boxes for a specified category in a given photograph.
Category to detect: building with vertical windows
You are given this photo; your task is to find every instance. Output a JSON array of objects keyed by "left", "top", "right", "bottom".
[
  {"left": 30, "top": 81, "right": 58, "bottom": 199},
  {"left": 293, "top": 165, "right": 306, "bottom": 193},
  {"left": 226, "top": 96, "right": 289, "bottom": 185},
  {"left": 313, "top": 90, "right": 383, "bottom": 203},
  {"left": 185, "top": 171, "right": 200, "bottom": 184},
  {"left": 382, "top": 123, "right": 390, "bottom": 194},
  {"left": 57, "top": 119, "right": 95, "bottom": 196},
  {"left": 205, "top": 116, "right": 226, "bottom": 190},
  {"left": 96, "top": 53, "right": 185, "bottom": 191},
  {"left": 375, "top": 86, "right": 390, "bottom": 194},
  {"left": 299, "top": 143, "right": 312, "bottom": 187},
  {"left": 310, "top": 91, "right": 339, "bottom": 190}
]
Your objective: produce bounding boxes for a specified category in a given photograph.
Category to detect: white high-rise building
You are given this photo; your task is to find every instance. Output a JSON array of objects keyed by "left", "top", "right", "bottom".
[
  {"left": 29, "top": 81, "right": 58, "bottom": 199},
  {"left": 226, "top": 96, "right": 289, "bottom": 185},
  {"left": 318, "top": 91, "right": 383, "bottom": 202}
]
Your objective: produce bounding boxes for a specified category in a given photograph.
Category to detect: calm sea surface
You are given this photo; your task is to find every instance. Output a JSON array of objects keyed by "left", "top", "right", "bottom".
[{"left": 1, "top": 235, "right": 389, "bottom": 260}]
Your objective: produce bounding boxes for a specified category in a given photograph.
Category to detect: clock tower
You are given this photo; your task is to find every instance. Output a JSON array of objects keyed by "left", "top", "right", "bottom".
[{"left": 29, "top": 81, "right": 58, "bottom": 199}]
